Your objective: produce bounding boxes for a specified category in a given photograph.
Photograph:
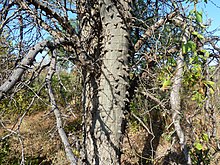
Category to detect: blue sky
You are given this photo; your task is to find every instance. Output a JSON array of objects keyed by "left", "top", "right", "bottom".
[
  {"left": 198, "top": 0, "right": 220, "bottom": 33},
  {"left": 36, "top": 1, "right": 220, "bottom": 64}
]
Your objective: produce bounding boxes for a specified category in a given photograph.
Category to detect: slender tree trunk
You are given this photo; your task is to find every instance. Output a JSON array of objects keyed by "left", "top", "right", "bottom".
[
  {"left": 80, "top": 0, "right": 131, "bottom": 164},
  {"left": 170, "top": 54, "right": 191, "bottom": 164},
  {"left": 170, "top": 28, "right": 191, "bottom": 165},
  {"left": 204, "top": 59, "right": 217, "bottom": 138}
]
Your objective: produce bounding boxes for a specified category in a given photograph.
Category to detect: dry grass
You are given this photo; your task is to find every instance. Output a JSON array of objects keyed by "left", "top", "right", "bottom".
[
  {"left": 1, "top": 108, "right": 220, "bottom": 164},
  {"left": 0, "top": 111, "right": 70, "bottom": 164}
]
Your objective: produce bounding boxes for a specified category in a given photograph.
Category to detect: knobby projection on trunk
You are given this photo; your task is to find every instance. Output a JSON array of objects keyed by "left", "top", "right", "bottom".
[
  {"left": 1, "top": 0, "right": 131, "bottom": 164},
  {"left": 78, "top": 0, "right": 131, "bottom": 164}
]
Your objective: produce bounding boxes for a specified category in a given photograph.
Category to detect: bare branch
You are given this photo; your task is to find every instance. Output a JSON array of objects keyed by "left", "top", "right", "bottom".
[
  {"left": 0, "top": 39, "right": 66, "bottom": 100},
  {"left": 46, "top": 49, "right": 78, "bottom": 165},
  {"left": 132, "top": 113, "right": 153, "bottom": 135},
  {"left": 134, "top": 10, "right": 179, "bottom": 51},
  {"left": 18, "top": 0, "right": 75, "bottom": 35}
]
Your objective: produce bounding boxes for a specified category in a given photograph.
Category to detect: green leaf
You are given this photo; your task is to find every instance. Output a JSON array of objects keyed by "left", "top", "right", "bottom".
[
  {"left": 182, "top": 44, "right": 187, "bottom": 54},
  {"left": 192, "top": 91, "right": 204, "bottom": 103},
  {"left": 197, "top": 33, "right": 204, "bottom": 40},
  {"left": 210, "top": 88, "right": 214, "bottom": 95},
  {"left": 200, "top": 49, "right": 207, "bottom": 54},
  {"left": 204, "top": 80, "right": 215, "bottom": 88},
  {"left": 194, "top": 142, "right": 203, "bottom": 150},
  {"left": 187, "top": 41, "right": 197, "bottom": 52},
  {"left": 202, "top": 133, "right": 209, "bottom": 142},
  {"left": 204, "top": 0, "right": 208, "bottom": 3},
  {"left": 195, "top": 11, "right": 203, "bottom": 23},
  {"left": 192, "top": 31, "right": 199, "bottom": 35},
  {"left": 199, "top": 49, "right": 209, "bottom": 58},
  {"left": 162, "top": 79, "right": 171, "bottom": 90},
  {"left": 192, "top": 31, "right": 205, "bottom": 40},
  {"left": 189, "top": 57, "right": 194, "bottom": 64},
  {"left": 189, "top": 9, "right": 195, "bottom": 15},
  {"left": 182, "top": 41, "right": 196, "bottom": 54},
  {"left": 200, "top": 23, "right": 207, "bottom": 29},
  {"left": 205, "top": 51, "right": 210, "bottom": 58}
]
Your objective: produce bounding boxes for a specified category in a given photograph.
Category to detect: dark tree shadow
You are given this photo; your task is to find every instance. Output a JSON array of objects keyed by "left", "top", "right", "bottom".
[
  {"left": 138, "top": 110, "right": 165, "bottom": 165},
  {"left": 160, "top": 151, "right": 186, "bottom": 165}
]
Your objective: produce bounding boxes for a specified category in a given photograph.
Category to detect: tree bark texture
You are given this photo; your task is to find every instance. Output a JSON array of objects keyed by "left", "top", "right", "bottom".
[
  {"left": 170, "top": 29, "right": 191, "bottom": 164},
  {"left": 80, "top": 0, "right": 131, "bottom": 164}
]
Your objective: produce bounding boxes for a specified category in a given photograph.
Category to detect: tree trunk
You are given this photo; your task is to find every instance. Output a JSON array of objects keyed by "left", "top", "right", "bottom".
[
  {"left": 80, "top": 0, "right": 131, "bottom": 164},
  {"left": 170, "top": 28, "right": 191, "bottom": 164}
]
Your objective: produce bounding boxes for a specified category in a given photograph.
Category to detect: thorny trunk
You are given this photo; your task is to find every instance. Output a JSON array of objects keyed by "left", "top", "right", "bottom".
[{"left": 78, "top": 0, "right": 131, "bottom": 164}]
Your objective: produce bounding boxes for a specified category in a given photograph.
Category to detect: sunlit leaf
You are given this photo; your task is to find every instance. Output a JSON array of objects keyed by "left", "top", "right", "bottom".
[
  {"left": 187, "top": 41, "right": 196, "bottom": 52},
  {"left": 202, "top": 133, "right": 209, "bottom": 142},
  {"left": 210, "top": 88, "right": 215, "bottom": 95},
  {"left": 200, "top": 23, "right": 207, "bottom": 28},
  {"left": 204, "top": 80, "right": 215, "bottom": 88},
  {"left": 192, "top": 31, "right": 205, "bottom": 40},
  {"left": 189, "top": 57, "right": 194, "bottom": 64},
  {"left": 197, "top": 33, "right": 204, "bottom": 40},
  {"left": 194, "top": 142, "right": 203, "bottom": 150},
  {"left": 205, "top": 51, "right": 210, "bottom": 58},
  {"left": 182, "top": 41, "right": 197, "bottom": 54},
  {"left": 195, "top": 11, "right": 203, "bottom": 23},
  {"left": 182, "top": 44, "right": 187, "bottom": 54},
  {"left": 192, "top": 31, "right": 198, "bottom": 35},
  {"left": 162, "top": 79, "right": 171, "bottom": 90},
  {"left": 198, "top": 49, "right": 209, "bottom": 58}
]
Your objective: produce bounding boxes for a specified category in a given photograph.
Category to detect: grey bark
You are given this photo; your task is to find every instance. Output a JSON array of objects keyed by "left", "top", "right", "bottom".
[
  {"left": 0, "top": 40, "right": 51, "bottom": 100},
  {"left": 170, "top": 30, "right": 191, "bottom": 164},
  {"left": 0, "top": 38, "right": 78, "bottom": 163},
  {"left": 0, "top": 39, "right": 68, "bottom": 100},
  {"left": 81, "top": 0, "right": 131, "bottom": 164}
]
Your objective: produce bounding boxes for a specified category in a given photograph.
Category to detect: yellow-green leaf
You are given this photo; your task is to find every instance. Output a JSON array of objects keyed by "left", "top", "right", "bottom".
[
  {"left": 204, "top": 80, "right": 215, "bottom": 88},
  {"left": 194, "top": 142, "right": 203, "bottom": 150},
  {"left": 200, "top": 23, "right": 207, "bottom": 28},
  {"left": 210, "top": 88, "right": 214, "bottom": 95},
  {"left": 187, "top": 41, "right": 196, "bottom": 52},
  {"left": 182, "top": 44, "right": 187, "bottom": 54},
  {"left": 197, "top": 34, "right": 204, "bottom": 40},
  {"left": 195, "top": 11, "right": 203, "bottom": 23},
  {"left": 192, "top": 31, "right": 199, "bottom": 36},
  {"left": 202, "top": 133, "right": 209, "bottom": 142},
  {"left": 205, "top": 51, "right": 210, "bottom": 58},
  {"left": 162, "top": 79, "right": 171, "bottom": 90},
  {"left": 192, "top": 31, "right": 204, "bottom": 40}
]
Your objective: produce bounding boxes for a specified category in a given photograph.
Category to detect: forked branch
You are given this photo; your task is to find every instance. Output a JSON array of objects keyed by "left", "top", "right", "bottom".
[{"left": 0, "top": 39, "right": 67, "bottom": 100}]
